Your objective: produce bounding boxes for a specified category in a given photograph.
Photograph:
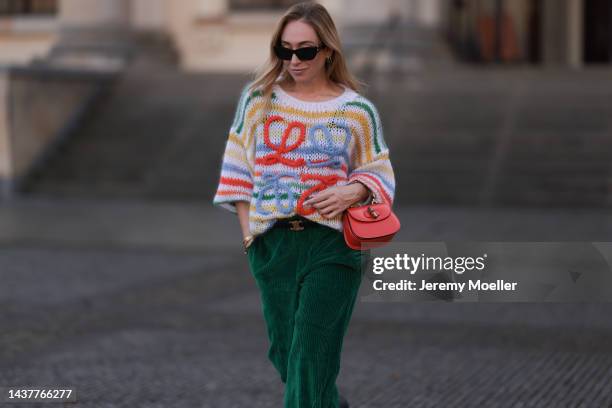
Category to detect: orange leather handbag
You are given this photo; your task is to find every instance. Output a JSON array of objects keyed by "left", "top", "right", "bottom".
[{"left": 342, "top": 198, "right": 400, "bottom": 250}]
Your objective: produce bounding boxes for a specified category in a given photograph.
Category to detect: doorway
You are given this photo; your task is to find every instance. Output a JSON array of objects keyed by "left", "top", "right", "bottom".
[
  {"left": 526, "top": 0, "right": 542, "bottom": 63},
  {"left": 584, "top": 0, "right": 612, "bottom": 63}
]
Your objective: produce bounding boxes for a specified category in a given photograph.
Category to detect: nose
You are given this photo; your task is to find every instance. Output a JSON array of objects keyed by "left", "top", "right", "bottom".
[{"left": 290, "top": 53, "right": 300, "bottom": 64}]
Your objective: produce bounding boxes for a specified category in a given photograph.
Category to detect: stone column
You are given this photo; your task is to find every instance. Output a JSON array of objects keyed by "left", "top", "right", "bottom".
[
  {"left": 567, "top": 0, "right": 583, "bottom": 68},
  {"left": 196, "top": 0, "right": 228, "bottom": 17},
  {"left": 131, "top": 0, "right": 166, "bottom": 32},
  {"left": 542, "top": 0, "right": 583, "bottom": 67},
  {"left": 58, "top": 0, "right": 131, "bottom": 43},
  {"left": 0, "top": 71, "right": 13, "bottom": 198},
  {"left": 60, "top": 0, "right": 129, "bottom": 27},
  {"left": 541, "top": 0, "right": 567, "bottom": 65},
  {"left": 48, "top": 0, "right": 134, "bottom": 69}
]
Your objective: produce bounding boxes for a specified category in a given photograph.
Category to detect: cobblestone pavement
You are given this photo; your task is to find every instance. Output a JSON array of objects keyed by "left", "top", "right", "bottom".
[
  {"left": 4, "top": 20, "right": 612, "bottom": 408},
  {"left": 2, "top": 198, "right": 612, "bottom": 407}
]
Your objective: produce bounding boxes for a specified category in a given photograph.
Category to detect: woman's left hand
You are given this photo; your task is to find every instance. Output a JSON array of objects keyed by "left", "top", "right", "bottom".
[{"left": 304, "top": 183, "right": 369, "bottom": 219}]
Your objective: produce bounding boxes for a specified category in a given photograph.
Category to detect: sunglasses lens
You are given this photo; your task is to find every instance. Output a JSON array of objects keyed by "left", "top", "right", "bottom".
[
  {"left": 295, "top": 47, "right": 318, "bottom": 61},
  {"left": 274, "top": 45, "right": 293, "bottom": 60}
]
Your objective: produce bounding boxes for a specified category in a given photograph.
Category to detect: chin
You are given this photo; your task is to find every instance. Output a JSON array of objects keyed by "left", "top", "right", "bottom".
[{"left": 293, "top": 75, "right": 314, "bottom": 84}]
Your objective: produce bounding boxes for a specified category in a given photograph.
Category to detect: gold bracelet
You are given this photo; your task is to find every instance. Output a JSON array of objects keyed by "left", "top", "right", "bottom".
[{"left": 243, "top": 235, "right": 254, "bottom": 254}]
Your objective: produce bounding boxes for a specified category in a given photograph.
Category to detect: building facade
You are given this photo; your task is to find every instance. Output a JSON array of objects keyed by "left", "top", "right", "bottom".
[
  {"left": 0, "top": 0, "right": 444, "bottom": 72},
  {"left": 447, "top": 0, "right": 612, "bottom": 67}
]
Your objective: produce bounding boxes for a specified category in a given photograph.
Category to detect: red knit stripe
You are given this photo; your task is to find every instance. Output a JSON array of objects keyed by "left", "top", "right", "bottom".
[
  {"left": 220, "top": 177, "right": 253, "bottom": 189},
  {"left": 216, "top": 190, "right": 251, "bottom": 196}
]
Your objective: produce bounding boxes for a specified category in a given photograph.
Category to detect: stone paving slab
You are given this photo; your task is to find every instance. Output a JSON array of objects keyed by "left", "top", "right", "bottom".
[
  {"left": 2, "top": 197, "right": 612, "bottom": 407},
  {"left": 1, "top": 197, "right": 612, "bottom": 252},
  {"left": 2, "top": 244, "right": 612, "bottom": 407}
]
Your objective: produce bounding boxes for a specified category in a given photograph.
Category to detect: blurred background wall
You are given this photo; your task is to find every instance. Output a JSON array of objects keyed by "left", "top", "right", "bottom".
[
  {"left": 0, "top": 0, "right": 611, "bottom": 205},
  {"left": 1, "top": 0, "right": 609, "bottom": 70},
  {"left": 0, "top": 0, "right": 446, "bottom": 71}
]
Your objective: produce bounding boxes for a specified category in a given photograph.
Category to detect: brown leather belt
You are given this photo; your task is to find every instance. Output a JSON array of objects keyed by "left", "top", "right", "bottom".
[{"left": 272, "top": 216, "right": 317, "bottom": 231}]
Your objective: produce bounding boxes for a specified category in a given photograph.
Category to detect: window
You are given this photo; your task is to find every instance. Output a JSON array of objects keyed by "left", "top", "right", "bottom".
[
  {"left": 0, "top": 0, "right": 57, "bottom": 15},
  {"left": 229, "top": 0, "right": 301, "bottom": 11}
]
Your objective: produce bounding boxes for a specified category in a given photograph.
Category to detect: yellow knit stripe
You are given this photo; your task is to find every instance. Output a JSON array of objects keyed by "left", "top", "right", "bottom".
[
  {"left": 225, "top": 148, "right": 246, "bottom": 162},
  {"left": 352, "top": 152, "right": 393, "bottom": 177},
  {"left": 344, "top": 110, "right": 373, "bottom": 163},
  {"left": 247, "top": 120, "right": 259, "bottom": 152},
  {"left": 347, "top": 124, "right": 363, "bottom": 165},
  {"left": 228, "top": 132, "right": 242, "bottom": 146}
]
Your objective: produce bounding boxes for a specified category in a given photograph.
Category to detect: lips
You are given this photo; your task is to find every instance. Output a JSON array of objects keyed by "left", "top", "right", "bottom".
[{"left": 291, "top": 68, "right": 307, "bottom": 74}]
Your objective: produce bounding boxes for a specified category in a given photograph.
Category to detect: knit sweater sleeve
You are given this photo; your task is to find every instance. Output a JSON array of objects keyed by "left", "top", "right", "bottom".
[
  {"left": 212, "top": 83, "right": 255, "bottom": 213},
  {"left": 347, "top": 98, "right": 396, "bottom": 205}
]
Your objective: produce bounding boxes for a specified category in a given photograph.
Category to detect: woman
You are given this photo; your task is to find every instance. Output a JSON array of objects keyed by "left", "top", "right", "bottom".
[{"left": 213, "top": 2, "right": 395, "bottom": 407}]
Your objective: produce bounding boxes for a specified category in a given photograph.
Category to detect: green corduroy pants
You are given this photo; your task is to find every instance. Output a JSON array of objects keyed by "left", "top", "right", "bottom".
[{"left": 247, "top": 218, "right": 365, "bottom": 408}]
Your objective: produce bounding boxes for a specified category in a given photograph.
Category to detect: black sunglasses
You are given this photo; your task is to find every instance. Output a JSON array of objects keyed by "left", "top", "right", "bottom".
[{"left": 274, "top": 44, "right": 326, "bottom": 61}]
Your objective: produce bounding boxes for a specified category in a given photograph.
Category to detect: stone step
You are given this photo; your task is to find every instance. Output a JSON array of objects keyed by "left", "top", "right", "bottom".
[{"left": 22, "top": 23, "right": 612, "bottom": 209}]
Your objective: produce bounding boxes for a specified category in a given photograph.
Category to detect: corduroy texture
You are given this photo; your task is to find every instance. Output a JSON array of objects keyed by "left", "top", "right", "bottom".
[
  {"left": 213, "top": 81, "right": 395, "bottom": 237},
  {"left": 247, "top": 220, "right": 365, "bottom": 408}
]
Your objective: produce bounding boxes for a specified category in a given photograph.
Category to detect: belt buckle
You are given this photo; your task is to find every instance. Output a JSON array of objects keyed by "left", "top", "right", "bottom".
[{"left": 288, "top": 220, "right": 304, "bottom": 231}]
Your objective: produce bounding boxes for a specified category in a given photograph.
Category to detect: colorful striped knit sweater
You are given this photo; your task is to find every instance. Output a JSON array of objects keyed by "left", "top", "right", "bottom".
[{"left": 212, "top": 81, "right": 395, "bottom": 237}]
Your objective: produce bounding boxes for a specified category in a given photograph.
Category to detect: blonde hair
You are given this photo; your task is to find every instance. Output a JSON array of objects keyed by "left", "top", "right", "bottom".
[{"left": 249, "top": 1, "right": 364, "bottom": 116}]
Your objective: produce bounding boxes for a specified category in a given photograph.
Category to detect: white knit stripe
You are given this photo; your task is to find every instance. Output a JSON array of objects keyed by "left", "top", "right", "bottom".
[
  {"left": 225, "top": 138, "right": 248, "bottom": 156},
  {"left": 273, "top": 83, "right": 357, "bottom": 111},
  {"left": 222, "top": 156, "right": 253, "bottom": 177},
  {"left": 214, "top": 179, "right": 253, "bottom": 195},
  {"left": 214, "top": 191, "right": 252, "bottom": 202},
  {"left": 358, "top": 173, "right": 394, "bottom": 203},
  {"left": 214, "top": 192, "right": 252, "bottom": 214},
  {"left": 220, "top": 165, "right": 251, "bottom": 178},
  {"left": 216, "top": 182, "right": 252, "bottom": 197},
  {"left": 230, "top": 83, "right": 255, "bottom": 134}
]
